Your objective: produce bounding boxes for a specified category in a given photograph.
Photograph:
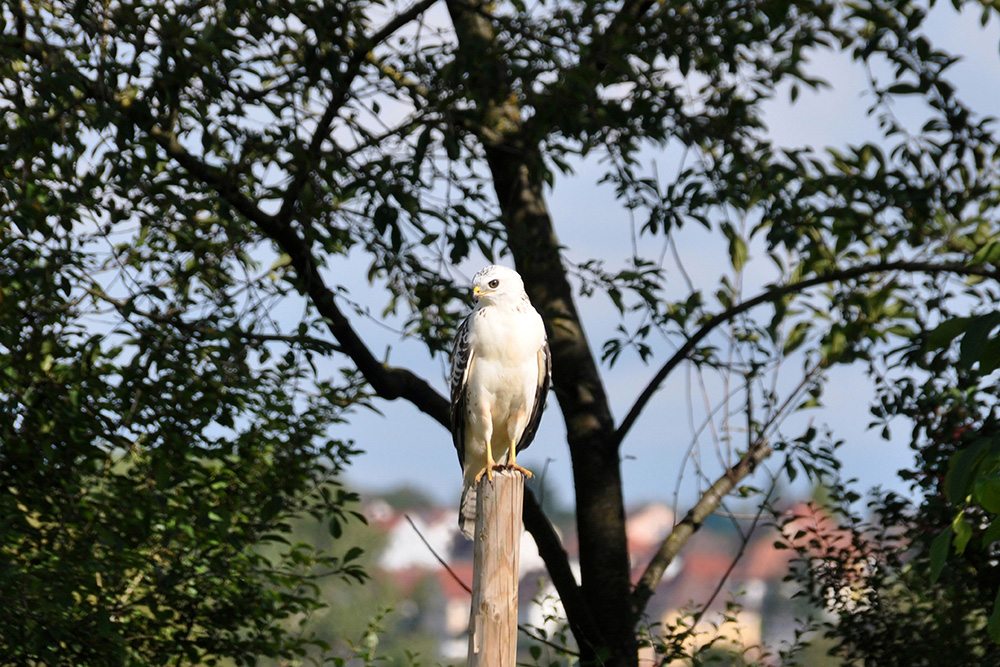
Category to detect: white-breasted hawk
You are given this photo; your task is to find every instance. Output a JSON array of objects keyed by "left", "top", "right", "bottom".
[{"left": 449, "top": 265, "right": 551, "bottom": 539}]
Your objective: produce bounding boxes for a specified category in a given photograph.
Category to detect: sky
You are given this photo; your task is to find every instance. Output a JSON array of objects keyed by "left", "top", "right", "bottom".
[{"left": 332, "top": 3, "right": 1000, "bottom": 518}]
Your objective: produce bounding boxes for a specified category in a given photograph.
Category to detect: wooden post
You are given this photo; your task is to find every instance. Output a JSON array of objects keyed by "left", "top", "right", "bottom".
[{"left": 467, "top": 468, "right": 524, "bottom": 667}]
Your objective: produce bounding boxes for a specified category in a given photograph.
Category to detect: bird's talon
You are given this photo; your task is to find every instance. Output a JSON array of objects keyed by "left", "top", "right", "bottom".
[
  {"left": 507, "top": 463, "right": 533, "bottom": 478},
  {"left": 475, "top": 466, "right": 495, "bottom": 484}
]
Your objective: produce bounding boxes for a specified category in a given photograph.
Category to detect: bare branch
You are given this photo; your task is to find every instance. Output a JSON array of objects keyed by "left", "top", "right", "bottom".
[
  {"left": 614, "top": 260, "right": 1000, "bottom": 449},
  {"left": 404, "top": 514, "right": 471, "bottom": 594},
  {"left": 631, "top": 436, "right": 773, "bottom": 618},
  {"left": 367, "top": 0, "right": 442, "bottom": 55},
  {"left": 518, "top": 625, "right": 580, "bottom": 658},
  {"left": 631, "top": 363, "right": 825, "bottom": 617},
  {"left": 656, "top": 472, "right": 779, "bottom": 664},
  {"left": 523, "top": 490, "right": 604, "bottom": 655},
  {"left": 81, "top": 285, "right": 342, "bottom": 352}
]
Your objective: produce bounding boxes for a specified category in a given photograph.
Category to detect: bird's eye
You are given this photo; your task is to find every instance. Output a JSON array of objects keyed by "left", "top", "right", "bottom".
[{"left": 488, "top": 279, "right": 499, "bottom": 289}]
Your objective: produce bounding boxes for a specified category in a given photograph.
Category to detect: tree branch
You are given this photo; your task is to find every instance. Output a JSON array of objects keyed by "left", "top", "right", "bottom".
[
  {"left": 367, "top": 0, "right": 442, "bottom": 54},
  {"left": 655, "top": 471, "right": 778, "bottom": 666},
  {"left": 619, "top": 260, "right": 1000, "bottom": 616},
  {"left": 631, "top": 357, "right": 817, "bottom": 619},
  {"left": 255, "top": 215, "right": 452, "bottom": 425},
  {"left": 143, "top": 67, "right": 588, "bottom": 653},
  {"left": 613, "top": 260, "right": 1000, "bottom": 448},
  {"left": 151, "top": 101, "right": 592, "bottom": 638},
  {"left": 405, "top": 513, "right": 471, "bottom": 594},
  {"left": 275, "top": 0, "right": 440, "bottom": 225},
  {"left": 523, "top": 489, "right": 604, "bottom": 656},
  {"left": 147, "top": 125, "right": 277, "bottom": 229},
  {"left": 630, "top": 436, "right": 773, "bottom": 618},
  {"left": 405, "top": 511, "right": 581, "bottom": 656},
  {"left": 140, "top": 114, "right": 451, "bottom": 427},
  {"left": 81, "top": 285, "right": 343, "bottom": 352}
]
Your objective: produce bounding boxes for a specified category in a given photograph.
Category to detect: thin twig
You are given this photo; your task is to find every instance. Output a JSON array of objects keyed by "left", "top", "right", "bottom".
[
  {"left": 633, "top": 360, "right": 825, "bottom": 616},
  {"left": 657, "top": 470, "right": 780, "bottom": 666},
  {"left": 404, "top": 514, "right": 471, "bottom": 594}
]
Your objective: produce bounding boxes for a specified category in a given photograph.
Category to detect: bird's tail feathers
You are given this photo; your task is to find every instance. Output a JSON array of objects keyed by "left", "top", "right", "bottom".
[{"left": 459, "top": 482, "right": 477, "bottom": 539}]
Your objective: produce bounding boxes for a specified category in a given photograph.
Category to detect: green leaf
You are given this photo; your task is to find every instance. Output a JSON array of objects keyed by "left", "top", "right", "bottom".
[
  {"left": 783, "top": 321, "right": 810, "bottom": 355},
  {"left": 821, "top": 329, "right": 847, "bottom": 365},
  {"left": 608, "top": 287, "right": 625, "bottom": 315},
  {"left": 887, "top": 82, "right": 923, "bottom": 95},
  {"left": 929, "top": 526, "right": 953, "bottom": 582},
  {"left": 970, "top": 241, "right": 1000, "bottom": 266},
  {"left": 953, "top": 511, "right": 973, "bottom": 555},
  {"left": 989, "top": 587, "right": 1000, "bottom": 643},
  {"left": 984, "top": 516, "right": 1000, "bottom": 546},
  {"left": 976, "top": 476, "right": 1000, "bottom": 514},
  {"left": 925, "top": 316, "right": 970, "bottom": 351},
  {"left": 981, "top": 335, "right": 1000, "bottom": 374},
  {"left": 373, "top": 203, "right": 398, "bottom": 236},
  {"left": 269, "top": 253, "right": 292, "bottom": 271},
  {"left": 960, "top": 312, "right": 1000, "bottom": 368},
  {"left": 946, "top": 437, "right": 993, "bottom": 504},
  {"left": 729, "top": 235, "right": 748, "bottom": 272}
]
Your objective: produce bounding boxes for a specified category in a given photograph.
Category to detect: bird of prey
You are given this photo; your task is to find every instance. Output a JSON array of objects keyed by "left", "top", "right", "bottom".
[{"left": 449, "top": 265, "right": 551, "bottom": 538}]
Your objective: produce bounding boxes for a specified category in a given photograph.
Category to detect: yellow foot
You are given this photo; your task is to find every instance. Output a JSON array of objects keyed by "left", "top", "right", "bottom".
[
  {"left": 506, "top": 463, "right": 533, "bottom": 478},
  {"left": 474, "top": 465, "right": 495, "bottom": 484}
]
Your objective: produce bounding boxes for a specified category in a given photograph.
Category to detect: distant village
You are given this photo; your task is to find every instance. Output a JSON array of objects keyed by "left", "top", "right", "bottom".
[{"left": 356, "top": 494, "right": 842, "bottom": 665}]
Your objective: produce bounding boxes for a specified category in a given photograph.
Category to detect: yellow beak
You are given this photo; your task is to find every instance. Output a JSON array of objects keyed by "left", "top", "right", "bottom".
[{"left": 472, "top": 285, "right": 482, "bottom": 301}]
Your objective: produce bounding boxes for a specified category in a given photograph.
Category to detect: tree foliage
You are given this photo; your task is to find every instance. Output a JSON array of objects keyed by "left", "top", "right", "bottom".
[
  {"left": 779, "top": 317, "right": 1000, "bottom": 665},
  {"left": 3, "top": 0, "right": 1000, "bottom": 665},
  {"left": 0, "top": 218, "right": 371, "bottom": 665}
]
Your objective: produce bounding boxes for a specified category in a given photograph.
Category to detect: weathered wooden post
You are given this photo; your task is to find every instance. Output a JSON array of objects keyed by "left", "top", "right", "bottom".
[{"left": 467, "top": 468, "right": 524, "bottom": 667}]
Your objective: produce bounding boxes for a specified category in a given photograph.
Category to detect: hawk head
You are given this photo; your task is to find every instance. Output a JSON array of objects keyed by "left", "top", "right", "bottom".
[{"left": 471, "top": 265, "right": 525, "bottom": 306}]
